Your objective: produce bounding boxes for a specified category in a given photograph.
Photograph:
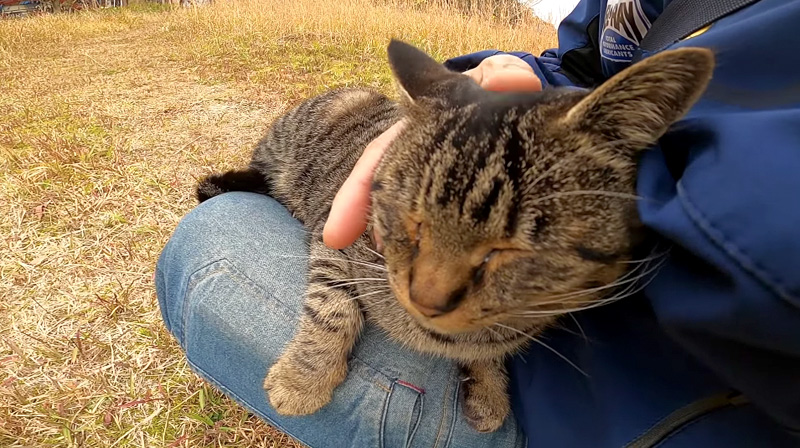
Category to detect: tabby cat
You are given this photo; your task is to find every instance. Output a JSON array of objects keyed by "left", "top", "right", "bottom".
[{"left": 196, "top": 40, "right": 714, "bottom": 432}]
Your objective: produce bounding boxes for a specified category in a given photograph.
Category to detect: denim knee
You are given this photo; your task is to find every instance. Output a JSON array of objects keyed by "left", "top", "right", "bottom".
[
  {"left": 153, "top": 192, "right": 527, "bottom": 448},
  {"left": 155, "top": 192, "right": 307, "bottom": 346}
]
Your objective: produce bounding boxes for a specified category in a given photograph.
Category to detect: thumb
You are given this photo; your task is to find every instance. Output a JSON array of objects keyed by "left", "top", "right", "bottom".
[
  {"left": 463, "top": 55, "right": 542, "bottom": 92},
  {"left": 480, "top": 66, "right": 542, "bottom": 92}
]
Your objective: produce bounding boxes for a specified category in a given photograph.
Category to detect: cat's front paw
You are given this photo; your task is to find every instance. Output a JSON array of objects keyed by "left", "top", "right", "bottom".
[
  {"left": 263, "top": 355, "right": 347, "bottom": 416},
  {"left": 461, "top": 376, "right": 510, "bottom": 433}
]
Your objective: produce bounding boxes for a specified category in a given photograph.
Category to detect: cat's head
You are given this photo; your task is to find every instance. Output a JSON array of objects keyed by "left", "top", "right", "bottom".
[{"left": 371, "top": 39, "right": 713, "bottom": 335}]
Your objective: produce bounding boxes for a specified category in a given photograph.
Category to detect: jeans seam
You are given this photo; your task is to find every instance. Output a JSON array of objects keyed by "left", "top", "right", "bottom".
[
  {"left": 373, "top": 380, "right": 392, "bottom": 393},
  {"left": 432, "top": 374, "right": 451, "bottom": 448},
  {"left": 443, "top": 376, "right": 460, "bottom": 448},
  {"left": 198, "top": 258, "right": 300, "bottom": 316},
  {"left": 179, "top": 258, "right": 233, "bottom": 349},
  {"left": 406, "top": 392, "right": 423, "bottom": 448},
  {"left": 379, "top": 381, "right": 394, "bottom": 448}
]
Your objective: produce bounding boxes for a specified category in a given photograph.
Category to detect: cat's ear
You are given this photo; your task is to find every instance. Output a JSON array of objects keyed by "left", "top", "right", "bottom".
[
  {"left": 387, "top": 39, "right": 487, "bottom": 108},
  {"left": 562, "top": 47, "right": 715, "bottom": 153}
]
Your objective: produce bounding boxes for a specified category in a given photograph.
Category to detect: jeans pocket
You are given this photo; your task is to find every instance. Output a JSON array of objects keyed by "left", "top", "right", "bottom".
[{"left": 381, "top": 379, "right": 425, "bottom": 448}]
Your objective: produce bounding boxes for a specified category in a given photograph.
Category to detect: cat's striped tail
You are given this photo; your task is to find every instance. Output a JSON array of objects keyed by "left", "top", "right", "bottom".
[{"left": 195, "top": 168, "right": 271, "bottom": 203}]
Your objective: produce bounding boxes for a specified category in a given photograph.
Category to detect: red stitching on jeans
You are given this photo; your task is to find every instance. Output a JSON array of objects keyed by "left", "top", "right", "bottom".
[{"left": 396, "top": 380, "right": 425, "bottom": 394}]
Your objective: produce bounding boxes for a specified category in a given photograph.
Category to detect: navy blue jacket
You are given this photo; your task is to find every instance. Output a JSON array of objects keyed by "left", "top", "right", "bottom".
[{"left": 445, "top": 0, "right": 800, "bottom": 446}]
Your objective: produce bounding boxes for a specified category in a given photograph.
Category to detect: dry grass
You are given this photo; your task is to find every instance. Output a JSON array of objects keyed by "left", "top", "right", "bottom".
[{"left": 0, "top": 1, "right": 556, "bottom": 446}]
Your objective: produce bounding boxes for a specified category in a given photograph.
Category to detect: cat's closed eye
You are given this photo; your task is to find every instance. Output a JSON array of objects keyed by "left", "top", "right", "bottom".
[
  {"left": 407, "top": 222, "right": 422, "bottom": 259},
  {"left": 472, "top": 249, "right": 497, "bottom": 285}
]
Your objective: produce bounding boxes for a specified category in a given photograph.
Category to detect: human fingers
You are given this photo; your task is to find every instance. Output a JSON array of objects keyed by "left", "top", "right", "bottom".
[{"left": 323, "top": 119, "right": 407, "bottom": 249}]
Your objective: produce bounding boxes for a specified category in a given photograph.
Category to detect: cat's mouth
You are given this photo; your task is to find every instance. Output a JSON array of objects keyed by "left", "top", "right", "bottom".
[
  {"left": 408, "top": 308, "right": 492, "bottom": 335},
  {"left": 387, "top": 271, "right": 498, "bottom": 335}
]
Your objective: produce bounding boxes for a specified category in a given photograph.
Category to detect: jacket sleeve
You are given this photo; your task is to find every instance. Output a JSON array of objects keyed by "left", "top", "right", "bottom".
[{"left": 443, "top": 0, "right": 605, "bottom": 88}]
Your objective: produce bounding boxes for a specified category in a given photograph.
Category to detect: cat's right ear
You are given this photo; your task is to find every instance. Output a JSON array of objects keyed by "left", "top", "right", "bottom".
[
  {"left": 387, "top": 39, "right": 487, "bottom": 108},
  {"left": 561, "top": 47, "right": 714, "bottom": 155}
]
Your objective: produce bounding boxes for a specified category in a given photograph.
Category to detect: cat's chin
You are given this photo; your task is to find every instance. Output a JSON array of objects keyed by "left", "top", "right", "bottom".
[
  {"left": 386, "top": 276, "right": 504, "bottom": 335},
  {"left": 410, "top": 313, "right": 497, "bottom": 336}
]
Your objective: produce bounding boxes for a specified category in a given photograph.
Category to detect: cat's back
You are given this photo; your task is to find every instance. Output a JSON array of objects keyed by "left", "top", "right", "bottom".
[
  {"left": 251, "top": 88, "right": 400, "bottom": 227},
  {"left": 271, "top": 88, "right": 396, "bottom": 137}
]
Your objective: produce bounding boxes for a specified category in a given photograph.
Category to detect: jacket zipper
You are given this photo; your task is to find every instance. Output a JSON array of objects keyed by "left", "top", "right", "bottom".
[{"left": 625, "top": 391, "right": 749, "bottom": 448}]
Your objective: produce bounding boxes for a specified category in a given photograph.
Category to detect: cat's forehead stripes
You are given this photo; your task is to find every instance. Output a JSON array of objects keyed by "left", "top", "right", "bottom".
[{"left": 418, "top": 101, "right": 562, "bottom": 240}]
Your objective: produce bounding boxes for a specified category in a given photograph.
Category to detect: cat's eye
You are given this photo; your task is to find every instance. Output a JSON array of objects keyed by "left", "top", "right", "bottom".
[
  {"left": 372, "top": 229, "right": 384, "bottom": 255},
  {"left": 410, "top": 222, "right": 422, "bottom": 258},
  {"left": 473, "top": 250, "right": 498, "bottom": 285}
]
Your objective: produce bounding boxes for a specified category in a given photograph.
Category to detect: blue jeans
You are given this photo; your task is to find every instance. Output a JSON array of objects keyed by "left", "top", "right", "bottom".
[{"left": 155, "top": 192, "right": 527, "bottom": 448}]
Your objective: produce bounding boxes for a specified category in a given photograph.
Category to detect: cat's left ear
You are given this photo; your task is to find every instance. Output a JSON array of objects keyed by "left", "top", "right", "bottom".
[{"left": 387, "top": 39, "right": 487, "bottom": 108}]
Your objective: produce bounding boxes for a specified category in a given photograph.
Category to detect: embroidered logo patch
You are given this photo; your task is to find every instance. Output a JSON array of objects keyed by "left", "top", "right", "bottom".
[{"left": 601, "top": 0, "right": 652, "bottom": 63}]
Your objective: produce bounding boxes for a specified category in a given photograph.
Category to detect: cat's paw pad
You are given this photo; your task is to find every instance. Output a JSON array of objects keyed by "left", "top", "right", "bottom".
[
  {"left": 263, "top": 357, "right": 344, "bottom": 416},
  {"left": 461, "top": 378, "right": 510, "bottom": 433}
]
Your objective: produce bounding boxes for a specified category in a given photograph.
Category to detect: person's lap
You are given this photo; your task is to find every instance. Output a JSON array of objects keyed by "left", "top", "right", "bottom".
[{"left": 155, "top": 192, "right": 526, "bottom": 448}]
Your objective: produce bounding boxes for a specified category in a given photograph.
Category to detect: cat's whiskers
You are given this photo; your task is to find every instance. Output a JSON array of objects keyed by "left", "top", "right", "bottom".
[
  {"left": 533, "top": 259, "right": 664, "bottom": 317},
  {"left": 546, "top": 321, "right": 584, "bottom": 339},
  {"left": 493, "top": 323, "right": 588, "bottom": 377},
  {"left": 294, "top": 226, "right": 384, "bottom": 262},
  {"left": 529, "top": 258, "right": 658, "bottom": 310},
  {"left": 486, "top": 326, "right": 506, "bottom": 342},
  {"left": 343, "top": 289, "right": 394, "bottom": 303},
  {"left": 518, "top": 261, "right": 647, "bottom": 307},
  {"left": 354, "top": 295, "right": 399, "bottom": 309},
  {"left": 308, "top": 256, "right": 388, "bottom": 272},
  {"left": 274, "top": 254, "right": 388, "bottom": 272},
  {"left": 514, "top": 254, "right": 668, "bottom": 317},
  {"left": 568, "top": 314, "right": 588, "bottom": 343},
  {"left": 313, "top": 277, "right": 387, "bottom": 285},
  {"left": 350, "top": 283, "right": 393, "bottom": 292},
  {"left": 309, "top": 280, "right": 390, "bottom": 295},
  {"left": 599, "top": 252, "right": 667, "bottom": 299},
  {"left": 598, "top": 262, "right": 663, "bottom": 303},
  {"left": 363, "top": 246, "right": 385, "bottom": 260},
  {"left": 520, "top": 247, "right": 667, "bottom": 307}
]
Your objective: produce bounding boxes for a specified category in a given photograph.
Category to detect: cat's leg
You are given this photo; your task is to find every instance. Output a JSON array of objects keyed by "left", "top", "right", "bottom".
[
  {"left": 263, "top": 240, "right": 364, "bottom": 415},
  {"left": 460, "top": 358, "right": 510, "bottom": 433}
]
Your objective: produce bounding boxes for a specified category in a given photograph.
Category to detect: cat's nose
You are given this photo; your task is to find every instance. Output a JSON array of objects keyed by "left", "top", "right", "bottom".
[{"left": 408, "top": 282, "right": 468, "bottom": 317}]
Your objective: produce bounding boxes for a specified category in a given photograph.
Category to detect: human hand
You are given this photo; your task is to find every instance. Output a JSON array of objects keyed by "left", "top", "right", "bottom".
[
  {"left": 461, "top": 54, "right": 543, "bottom": 92},
  {"left": 322, "top": 54, "right": 542, "bottom": 250}
]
